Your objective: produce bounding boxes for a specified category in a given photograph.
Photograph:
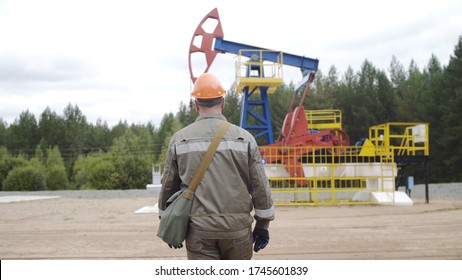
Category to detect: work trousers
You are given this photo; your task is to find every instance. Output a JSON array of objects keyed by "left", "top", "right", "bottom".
[{"left": 186, "top": 228, "right": 253, "bottom": 260}]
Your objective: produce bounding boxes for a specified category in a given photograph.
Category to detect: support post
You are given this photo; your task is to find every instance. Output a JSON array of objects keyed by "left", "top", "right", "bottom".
[{"left": 425, "top": 157, "right": 429, "bottom": 204}]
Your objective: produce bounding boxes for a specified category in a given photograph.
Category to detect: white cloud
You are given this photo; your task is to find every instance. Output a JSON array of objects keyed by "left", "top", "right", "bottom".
[{"left": 1, "top": 0, "right": 461, "bottom": 127}]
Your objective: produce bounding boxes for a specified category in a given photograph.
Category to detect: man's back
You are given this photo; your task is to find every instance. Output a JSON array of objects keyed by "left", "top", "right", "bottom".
[{"left": 160, "top": 112, "right": 272, "bottom": 239}]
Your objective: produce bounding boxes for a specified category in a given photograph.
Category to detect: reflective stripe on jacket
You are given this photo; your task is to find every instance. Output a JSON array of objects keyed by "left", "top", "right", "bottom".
[{"left": 158, "top": 113, "right": 274, "bottom": 239}]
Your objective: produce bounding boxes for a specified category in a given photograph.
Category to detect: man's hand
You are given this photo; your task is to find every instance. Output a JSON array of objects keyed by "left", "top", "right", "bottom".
[
  {"left": 168, "top": 243, "right": 183, "bottom": 249},
  {"left": 252, "top": 227, "right": 269, "bottom": 252}
]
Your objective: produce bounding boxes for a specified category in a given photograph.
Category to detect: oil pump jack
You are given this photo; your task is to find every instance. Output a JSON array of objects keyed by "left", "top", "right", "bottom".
[{"left": 188, "top": 8, "right": 350, "bottom": 179}]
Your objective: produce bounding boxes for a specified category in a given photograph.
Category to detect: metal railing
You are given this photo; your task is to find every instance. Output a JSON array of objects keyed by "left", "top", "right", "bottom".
[
  {"left": 305, "top": 109, "right": 343, "bottom": 130},
  {"left": 263, "top": 145, "right": 397, "bottom": 206},
  {"left": 234, "top": 49, "right": 283, "bottom": 94},
  {"left": 369, "top": 122, "right": 429, "bottom": 157}
]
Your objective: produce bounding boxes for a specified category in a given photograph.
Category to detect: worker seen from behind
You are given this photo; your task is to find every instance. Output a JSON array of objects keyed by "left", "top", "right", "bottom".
[{"left": 158, "top": 72, "right": 275, "bottom": 260}]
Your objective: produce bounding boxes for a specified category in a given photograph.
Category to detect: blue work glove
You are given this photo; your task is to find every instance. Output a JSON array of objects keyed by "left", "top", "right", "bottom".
[
  {"left": 168, "top": 243, "right": 183, "bottom": 249},
  {"left": 252, "top": 227, "right": 269, "bottom": 252}
]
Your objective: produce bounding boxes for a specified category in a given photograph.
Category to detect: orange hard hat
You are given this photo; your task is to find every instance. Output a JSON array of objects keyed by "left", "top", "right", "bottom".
[{"left": 191, "top": 73, "right": 226, "bottom": 99}]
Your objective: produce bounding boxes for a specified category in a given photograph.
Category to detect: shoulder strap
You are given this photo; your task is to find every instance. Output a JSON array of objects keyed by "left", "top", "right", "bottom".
[{"left": 184, "top": 121, "right": 231, "bottom": 199}]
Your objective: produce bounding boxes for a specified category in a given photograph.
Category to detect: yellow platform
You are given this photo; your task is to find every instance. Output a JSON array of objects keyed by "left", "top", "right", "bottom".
[{"left": 235, "top": 77, "right": 283, "bottom": 94}]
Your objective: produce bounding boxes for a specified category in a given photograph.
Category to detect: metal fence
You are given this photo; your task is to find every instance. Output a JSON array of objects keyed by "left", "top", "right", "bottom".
[{"left": 264, "top": 146, "right": 397, "bottom": 206}]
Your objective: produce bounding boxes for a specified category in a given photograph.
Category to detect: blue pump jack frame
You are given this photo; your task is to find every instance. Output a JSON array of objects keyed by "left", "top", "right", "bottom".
[
  {"left": 214, "top": 38, "right": 319, "bottom": 71},
  {"left": 214, "top": 38, "right": 319, "bottom": 144},
  {"left": 240, "top": 81, "right": 274, "bottom": 144}
]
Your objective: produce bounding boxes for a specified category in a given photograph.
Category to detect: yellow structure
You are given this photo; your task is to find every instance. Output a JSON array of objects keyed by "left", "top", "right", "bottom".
[
  {"left": 264, "top": 118, "right": 430, "bottom": 206},
  {"left": 234, "top": 49, "right": 283, "bottom": 94},
  {"left": 369, "top": 122, "right": 429, "bottom": 157},
  {"left": 305, "top": 109, "right": 342, "bottom": 130}
]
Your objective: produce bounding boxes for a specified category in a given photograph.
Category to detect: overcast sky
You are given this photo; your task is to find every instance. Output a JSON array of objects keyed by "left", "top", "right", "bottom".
[{"left": 1, "top": 0, "right": 461, "bottom": 127}]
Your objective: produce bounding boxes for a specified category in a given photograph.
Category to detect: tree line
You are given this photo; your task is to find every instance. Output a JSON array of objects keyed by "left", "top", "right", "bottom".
[{"left": 1, "top": 36, "right": 461, "bottom": 191}]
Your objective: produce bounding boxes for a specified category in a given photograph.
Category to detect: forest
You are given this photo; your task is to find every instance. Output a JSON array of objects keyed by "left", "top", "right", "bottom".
[{"left": 1, "top": 36, "right": 461, "bottom": 191}]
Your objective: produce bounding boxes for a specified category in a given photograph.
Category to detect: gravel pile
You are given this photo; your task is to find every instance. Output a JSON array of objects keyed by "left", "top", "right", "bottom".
[
  {"left": 0, "top": 189, "right": 161, "bottom": 199},
  {"left": 398, "top": 183, "right": 462, "bottom": 199},
  {"left": 1, "top": 183, "right": 461, "bottom": 200}
]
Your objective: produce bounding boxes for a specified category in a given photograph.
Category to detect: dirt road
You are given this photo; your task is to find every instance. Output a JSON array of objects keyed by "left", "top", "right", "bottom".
[{"left": 1, "top": 195, "right": 461, "bottom": 259}]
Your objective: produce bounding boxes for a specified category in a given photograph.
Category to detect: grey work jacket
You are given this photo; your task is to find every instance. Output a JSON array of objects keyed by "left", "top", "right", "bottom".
[{"left": 158, "top": 113, "right": 274, "bottom": 239}]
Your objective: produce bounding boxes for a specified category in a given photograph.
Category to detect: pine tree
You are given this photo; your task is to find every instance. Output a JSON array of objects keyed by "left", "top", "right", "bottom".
[{"left": 438, "top": 36, "right": 462, "bottom": 181}]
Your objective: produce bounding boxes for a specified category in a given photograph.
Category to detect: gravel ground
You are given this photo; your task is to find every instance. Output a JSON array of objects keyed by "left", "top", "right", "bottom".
[{"left": 1, "top": 183, "right": 461, "bottom": 260}]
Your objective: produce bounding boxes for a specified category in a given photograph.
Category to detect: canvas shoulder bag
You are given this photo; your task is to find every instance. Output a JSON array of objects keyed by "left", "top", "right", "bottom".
[{"left": 157, "top": 121, "right": 230, "bottom": 245}]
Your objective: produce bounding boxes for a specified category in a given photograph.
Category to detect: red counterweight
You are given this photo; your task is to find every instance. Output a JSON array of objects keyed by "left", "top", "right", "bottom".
[{"left": 260, "top": 74, "right": 350, "bottom": 180}]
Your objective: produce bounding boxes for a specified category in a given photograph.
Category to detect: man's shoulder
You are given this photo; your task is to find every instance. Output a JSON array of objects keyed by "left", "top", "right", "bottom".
[{"left": 227, "top": 123, "right": 258, "bottom": 142}]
